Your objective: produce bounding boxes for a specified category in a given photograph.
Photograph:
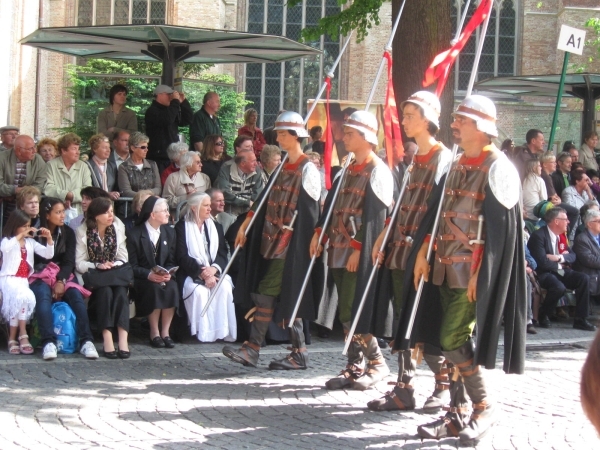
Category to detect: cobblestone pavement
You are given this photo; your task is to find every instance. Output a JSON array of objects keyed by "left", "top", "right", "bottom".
[{"left": 0, "top": 316, "right": 598, "bottom": 450}]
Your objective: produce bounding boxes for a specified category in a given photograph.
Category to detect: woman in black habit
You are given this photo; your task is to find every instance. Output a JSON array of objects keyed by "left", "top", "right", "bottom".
[{"left": 126, "top": 196, "right": 179, "bottom": 348}]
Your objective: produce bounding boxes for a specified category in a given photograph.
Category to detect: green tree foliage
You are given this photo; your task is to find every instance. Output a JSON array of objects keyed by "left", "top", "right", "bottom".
[
  {"left": 290, "top": 0, "right": 387, "bottom": 42},
  {"left": 56, "top": 59, "right": 249, "bottom": 155}
]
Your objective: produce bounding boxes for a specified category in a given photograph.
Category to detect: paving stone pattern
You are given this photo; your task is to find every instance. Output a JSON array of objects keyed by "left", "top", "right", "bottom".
[{"left": 0, "top": 318, "right": 598, "bottom": 450}]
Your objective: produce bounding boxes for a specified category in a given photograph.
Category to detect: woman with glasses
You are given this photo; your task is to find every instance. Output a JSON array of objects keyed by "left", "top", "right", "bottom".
[
  {"left": 126, "top": 197, "right": 179, "bottom": 348},
  {"left": 200, "top": 134, "right": 231, "bottom": 185},
  {"left": 117, "top": 132, "right": 161, "bottom": 198}
]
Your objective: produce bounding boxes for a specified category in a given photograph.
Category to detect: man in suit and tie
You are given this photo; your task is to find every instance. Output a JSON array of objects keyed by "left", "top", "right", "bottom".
[
  {"left": 573, "top": 209, "right": 600, "bottom": 303},
  {"left": 528, "top": 207, "right": 596, "bottom": 331}
]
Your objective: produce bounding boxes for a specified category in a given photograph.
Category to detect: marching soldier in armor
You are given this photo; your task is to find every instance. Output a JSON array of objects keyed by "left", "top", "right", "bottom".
[
  {"left": 367, "top": 91, "right": 453, "bottom": 412},
  {"left": 222, "top": 111, "right": 322, "bottom": 370},
  {"left": 310, "top": 110, "right": 395, "bottom": 391},
  {"left": 396, "top": 95, "right": 526, "bottom": 444}
]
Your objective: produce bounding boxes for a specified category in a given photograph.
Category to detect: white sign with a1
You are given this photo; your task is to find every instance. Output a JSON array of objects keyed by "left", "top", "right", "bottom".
[{"left": 557, "top": 24, "right": 586, "bottom": 55}]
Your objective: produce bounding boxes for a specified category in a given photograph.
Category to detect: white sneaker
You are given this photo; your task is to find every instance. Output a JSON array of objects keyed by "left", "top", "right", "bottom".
[
  {"left": 43, "top": 343, "right": 57, "bottom": 361},
  {"left": 80, "top": 341, "right": 99, "bottom": 359}
]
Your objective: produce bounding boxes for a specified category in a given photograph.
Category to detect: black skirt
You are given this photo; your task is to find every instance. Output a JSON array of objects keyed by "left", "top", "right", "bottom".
[
  {"left": 93, "top": 286, "right": 130, "bottom": 332},
  {"left": 133, "top": 278, "right": 179, "bottom": 317}
]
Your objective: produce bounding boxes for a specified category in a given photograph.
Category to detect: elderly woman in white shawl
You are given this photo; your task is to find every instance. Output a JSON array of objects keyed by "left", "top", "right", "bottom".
[{"left": 175, "top": 193, "right": 236, "bottom": 342}]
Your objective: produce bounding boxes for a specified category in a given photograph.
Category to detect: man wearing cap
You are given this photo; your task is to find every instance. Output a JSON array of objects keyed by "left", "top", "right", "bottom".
[
  {"left": 189, "top": 92, "right": 221, "bottom": 152},
  {"left": 222, "top": 111, "right": 321, "bottom": 370},
  {"left": 0, "top": 126, "right": 19, "bottom": 151},
  {"left": 144, "top": 84, "right": 193, "bottom": 172},
  {"left": 395, "top": 95, "right": 526, "bottom": 444},
  {"left": 310, "top": 110, "right": 395, "bottom": 391},
  {"left": 367, "top": 91, "right": 452, "bottom": 413}
]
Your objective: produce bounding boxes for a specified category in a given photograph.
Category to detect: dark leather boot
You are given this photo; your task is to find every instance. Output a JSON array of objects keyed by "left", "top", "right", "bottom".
[
  {"left": 326, "top": 326, "right": 365, "bottom": 390},
  {"left": 422, "top": 353, "right": 451, "bottom": 413},
  {"left": 367, "top": 349, "right": 415, "bottom": 410},
  {"left": 455, "top": 341, "right": 496, "bottom": 444},
  {"left": 417, "top": 346, "right": 470, "bottom": 440},
  {"left": 352, "top": 334, "right": 390, "bottom": 390},
  {"left": 222, "top": 294, "right": 275, "bottom": 368},
  {"left": 269, "top": 318, "right": 308, "bottom": 370}
]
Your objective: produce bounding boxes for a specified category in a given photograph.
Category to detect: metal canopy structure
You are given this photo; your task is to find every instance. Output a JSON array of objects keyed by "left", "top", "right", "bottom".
[
  {"left": 20, "top": 24, "right": 320, "bottom": 85},
  {"left": 475, "top": 73, "right": 600, "bottom": 141}
]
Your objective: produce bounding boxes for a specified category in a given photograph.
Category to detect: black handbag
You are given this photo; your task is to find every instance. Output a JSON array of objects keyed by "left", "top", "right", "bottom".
[{"left": 82, "top": 262, "right": 134, "bottom": 290}]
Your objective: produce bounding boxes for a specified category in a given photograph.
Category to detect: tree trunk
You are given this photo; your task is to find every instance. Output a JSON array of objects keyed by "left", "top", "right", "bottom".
[{"left": 392, "top": 0, "right": 454, "bottom": 145}]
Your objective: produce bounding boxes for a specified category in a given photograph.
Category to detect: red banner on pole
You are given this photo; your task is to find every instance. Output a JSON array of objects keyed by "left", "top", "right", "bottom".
[
  {"left": 422, "top": 0, "right": 492, "bottom": 96},
  {"left": 383, "top": 51, "right": 404, "bottom": 169},
  {"left": 323, "top": 76, "right": 333, "bottom": 189}
]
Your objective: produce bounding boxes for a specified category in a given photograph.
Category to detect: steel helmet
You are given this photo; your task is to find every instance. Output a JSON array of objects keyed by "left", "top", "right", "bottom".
[
  {"left": 272, "top": 111, "right": 309, "bottom": 138},
  {"left": 344, "top": 110, "right": 379, "bottom": 145},
  {"left": 452, "top": 95, "right": 498, "bottom": 138},
  {"left": 400, "top": 90, "right": 441, "bottom": 129}
]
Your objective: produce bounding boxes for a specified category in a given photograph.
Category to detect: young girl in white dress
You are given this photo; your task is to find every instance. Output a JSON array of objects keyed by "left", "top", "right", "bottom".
[{"left": 1, "top": 210, "right": 54, "bottom": 355}]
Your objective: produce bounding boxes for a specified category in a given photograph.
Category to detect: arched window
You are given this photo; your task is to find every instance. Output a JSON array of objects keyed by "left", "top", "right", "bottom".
[
  {"left": 246, "top": 0, "right": 341, "bottom": 129},
  {"left": 451, "top": 0, "right": 517, "bottom": 91}
]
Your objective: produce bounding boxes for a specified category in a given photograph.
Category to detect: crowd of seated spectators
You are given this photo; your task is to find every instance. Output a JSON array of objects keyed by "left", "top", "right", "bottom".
[
  {"left": 0, "top": 96, "right": 340, "bottom": 360},
  {"left": 513, "top": 129, "right": 600, "bottom": 334}
]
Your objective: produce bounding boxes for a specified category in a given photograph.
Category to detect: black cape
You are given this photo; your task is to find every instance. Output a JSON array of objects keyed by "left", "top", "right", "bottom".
[
  {"left": 394, "top": 180, "right": 527, "bottom": 375},
  {"left": 317, "top": 172, "right": 391, "bottom": 335},
  {"left": 233, "top": 162, "right": 322, "bottom": 321}
]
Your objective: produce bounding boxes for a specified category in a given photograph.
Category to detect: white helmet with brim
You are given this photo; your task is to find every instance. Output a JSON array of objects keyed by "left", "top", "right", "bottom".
[
  {"left": 273, "top": 111, "right": 309, "bottom": 138},
  {"left": 344, "top": 110, "right": 379, "bottom": 145},
  {"left": 452, "top": 95, "right": 498, "bottom": 138},
  {"left": 400, "top": 90, "right": 441, "bottom": 129}
]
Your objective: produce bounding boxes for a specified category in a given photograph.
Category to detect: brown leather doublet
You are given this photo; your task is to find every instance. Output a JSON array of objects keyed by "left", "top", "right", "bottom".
[
  {"left": 260, "top": 156, "right": 308, "bottom": 259},
  {"left": 432, "top": 150, "right": 498, "bottom": 288},
  {"left": 326, "top": 158, "right": 377, "bottom": 268},
  {"left": 387, "top": 144, "right": 443, "bottom": 271}
]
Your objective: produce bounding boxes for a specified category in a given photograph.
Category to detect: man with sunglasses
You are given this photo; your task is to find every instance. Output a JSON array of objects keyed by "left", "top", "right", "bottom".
[{"left": 396, "top": 95, "right": 526, "bottom": 444}]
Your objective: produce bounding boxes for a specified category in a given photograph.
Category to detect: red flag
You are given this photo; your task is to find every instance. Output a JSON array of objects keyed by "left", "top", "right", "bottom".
[
  {"left": 323, "top": 76, "right": 333, "bottom": 189},
  {"left": 383, "top": 51, "right": 404, "bottom": 169},
  {"left": 422, "top": 0, "right": 493, "bottom": 96}
]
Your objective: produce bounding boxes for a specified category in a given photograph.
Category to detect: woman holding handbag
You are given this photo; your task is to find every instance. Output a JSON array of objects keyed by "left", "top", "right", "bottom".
[
  {"left": 75, "top": 197, "right": 131, "bottom": 359},
  {"left": 126, "top": 197, "right": 179, "bottom": 348}
]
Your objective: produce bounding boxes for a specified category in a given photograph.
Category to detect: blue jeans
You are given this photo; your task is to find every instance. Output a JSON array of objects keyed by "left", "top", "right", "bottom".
[{"left": 30, "top": 279, "right": 94, "bottom": 347}]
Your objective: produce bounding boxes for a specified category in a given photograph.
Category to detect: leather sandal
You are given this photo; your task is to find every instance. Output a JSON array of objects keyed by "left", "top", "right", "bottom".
[
  {"left": 18, "top": 335, "right": 34, "bottom": 355},
  {"left": 8, "top": 340, "right": 20, "bottom": 355}
]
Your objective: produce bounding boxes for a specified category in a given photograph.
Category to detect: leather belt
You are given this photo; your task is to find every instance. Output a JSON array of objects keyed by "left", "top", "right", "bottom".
[
  {"left": 442, "top": 211, "right": 481, "bottom": 221},
  {"left": 438, "top": 233, "right": 477, "bottom": 241},
  {"left": 401, "top": 204, "right": 427, "bottom": 213},
  {"left": 444, "top": 189, "right": 486, "bottom": 201},
  {"left": 436, "top": 255, "right": 472, "bottom": 265},
  {"left": 407, "top": 182, "right": 433, "bottom": 191}
]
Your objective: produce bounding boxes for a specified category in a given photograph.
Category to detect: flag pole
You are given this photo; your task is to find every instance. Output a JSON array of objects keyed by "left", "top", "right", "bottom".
[
  {"left": 304, "top": 32, "right": 353, "bottom": 124},
  {"left": 364, "top": 0, "right": 407, "bottom": 110},
  {"left": 404, "top": 2, "right": 494, "bottom": 341}
]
